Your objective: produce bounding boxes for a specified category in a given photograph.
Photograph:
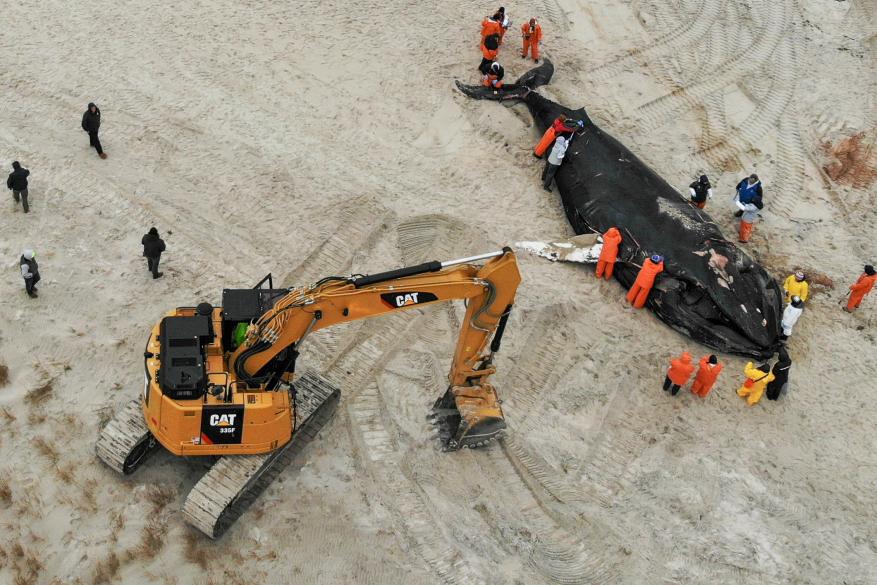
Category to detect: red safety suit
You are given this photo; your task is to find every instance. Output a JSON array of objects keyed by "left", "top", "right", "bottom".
[
  {"left": 596, "top": 227, "right": 622, "bottom": 280},
  {"left": 739, "top": 219, "right": 754, "bottom": 242},
  {"left": 847, "top": 272, "right": 877, "bottom": 310},
  {"left": 667, "top": 352, "right": 695, "bottom": 386},
  {"left": 691, "top": 357, "right": 723, "bottom": 397},
  {"left": 534, "top": 117, "right": 576, "bottom": 157},
  {"left": 626, "top": 257, "right": 664, "bottom": 308},
  {"left": 521, "top": 21, "right": 542, "bottom": 61},
  {"left": 482, "top": 74, "right": 503, "bottom": 89},
  {"left": 481, "top": 18, "right": 501, "bottom": 42}
]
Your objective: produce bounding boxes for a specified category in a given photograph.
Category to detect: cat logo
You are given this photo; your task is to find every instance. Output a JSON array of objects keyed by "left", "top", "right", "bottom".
[
  {"left": 395, "top": 293, "right": 419, "bottom": 307},
  {"left": 201, "top": 405, "right": 244, "bottom": 444},
  {"left": 210, "top": 413, "right": 237, "bottom": 427},
  {"left": 380, "top": 291, "right": 438, "bottom": 309}
]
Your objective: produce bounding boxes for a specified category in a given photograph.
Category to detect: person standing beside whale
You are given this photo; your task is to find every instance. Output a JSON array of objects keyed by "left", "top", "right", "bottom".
[
  {"left": 534, "top": 114, "right": 578, "bottom": 158},
  {"left": 844, "top": 265, "right": 877, "bottom": 313},
  {"left": 542, "top": 134, "right": 567, "bottom": 192},
  {"left": 521, "top": 17, "right": 542, "bottom": 63},
  {"left": 479, "top": 33, "right": 500, "bottom": 74},
  {"left": 663, "top": 351, "right": 694, "bottom": 396},
  {"left": 688, "top": 175, "right": 713, "bottom": 209},
  {"left": 765, "top": 347, "right": 792, "bottom": 400},
  {"left": 626, "top": 255, "right": 664, "bottom": 309},
  {"left": 734, "top": 174, "right": 762, "bottom": 217},
  {"left": 736, "top": 197, "right": 763, "bottom": 243},
  {"left": 595, "top": 227, "right": 622, "bottom": 280}
]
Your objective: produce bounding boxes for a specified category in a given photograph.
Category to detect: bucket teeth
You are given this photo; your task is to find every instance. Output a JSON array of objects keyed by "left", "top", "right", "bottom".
[{"left": 430, "top": 384, "right": 506, "bottom": 450}]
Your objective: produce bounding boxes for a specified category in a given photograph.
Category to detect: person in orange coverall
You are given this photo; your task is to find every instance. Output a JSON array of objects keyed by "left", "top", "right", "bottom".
[
  {"left": 521, "top": 18, "right": 542, "bottom": 62},
  {"left": 482, "top": 62, "right": 504, "bottom": 89},
  {"left": 596, "top": 227, "right": 622, "bottom": 280},
  {"left": 626, "top": 255, "right": 664, "bottom": 308},
  {"left": 534, "top": 115, "right": 578, "bottom": 157},
  {"left": 481, "top": 15, "right": 501, "bottom": 42},
  {"left": 690, "top": 355, "right": 722, "bottom": 397},
  {"left": 737, "top": 362, "right": 774, "bottom": 406},
  {"left": 844, "top": 264, "right": 876, "bottom": 312},
  {"left": 663, "top": 352, "right": 695, "bottom": 396},
  {"left": 479, "top": 33, "right": 500, "bottom": 74},
  {"left": 494, "top": 7, "right": 510, "bottom": 43}
]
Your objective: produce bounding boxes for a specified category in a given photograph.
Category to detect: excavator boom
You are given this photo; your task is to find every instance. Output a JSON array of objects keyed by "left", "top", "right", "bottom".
[{"left": 232, "top": 247, "right": 521, "bottom": 448}]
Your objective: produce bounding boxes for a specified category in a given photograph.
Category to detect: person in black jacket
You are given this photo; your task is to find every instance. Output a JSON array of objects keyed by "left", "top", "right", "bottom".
[
  {"left": 20, "top": 249, "right": 40, "bottom": 298},
  {"left": 765, "top": 347, "right": 791, "bottom": 400},
  {"left": 141, "top": 227, "right": 166, "bottom": 279},
  {"left": 82, "top": 102, "right": 107, "bottom": 159},
  {"left": 7, "top": 161, "right": 30, "bottom": 212},
  {"left": 688, "top": 174, "right": 712, "bottom": 210}
]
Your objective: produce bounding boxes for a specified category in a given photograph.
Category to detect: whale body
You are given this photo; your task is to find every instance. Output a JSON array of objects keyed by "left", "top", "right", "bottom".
[{"left": 457, "top": 61, "right": 782, "bottom": 358}]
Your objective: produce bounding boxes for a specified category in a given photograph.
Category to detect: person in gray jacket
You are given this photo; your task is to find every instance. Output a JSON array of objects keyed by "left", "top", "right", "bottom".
[
  {"left": 735, "top": 197, "right": 763, "bottom": 243},
  {"left": 542, "top": 135, "right": 568, "bottom": 192},
  {"left": 7, "top": 161, "right": 30, "bottom": 213},
  {"left": 20, "top": 249, "right": 40, "bottom": 298}
]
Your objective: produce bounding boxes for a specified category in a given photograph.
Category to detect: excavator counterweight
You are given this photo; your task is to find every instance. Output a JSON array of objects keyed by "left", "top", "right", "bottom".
[{"left": 97, "top": 248, "right": 522, "bottom": 537}]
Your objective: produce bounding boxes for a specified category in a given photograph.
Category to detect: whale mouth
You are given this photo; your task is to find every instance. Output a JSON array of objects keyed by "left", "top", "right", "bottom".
[{"left": 652, "top": 277, "right": 779, "bottom": 358}]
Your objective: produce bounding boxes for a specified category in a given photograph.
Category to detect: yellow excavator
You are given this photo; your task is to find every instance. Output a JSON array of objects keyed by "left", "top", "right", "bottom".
[{"left": 97, "top": 248, "right": 521, "bottom": 537}]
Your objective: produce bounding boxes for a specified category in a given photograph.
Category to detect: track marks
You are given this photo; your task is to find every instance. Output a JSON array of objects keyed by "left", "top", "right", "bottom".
[
  {"left": 348, "top": 381, "right": 487, "bottom": 585},
  {"left": 282, "top": 196, "right": 395, "bottom": 288}
]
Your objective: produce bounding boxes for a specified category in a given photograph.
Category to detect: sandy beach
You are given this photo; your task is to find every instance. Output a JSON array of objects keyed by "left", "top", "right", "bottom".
[{"left": 1, "top": 0, "right": 875, "bottom": 583}]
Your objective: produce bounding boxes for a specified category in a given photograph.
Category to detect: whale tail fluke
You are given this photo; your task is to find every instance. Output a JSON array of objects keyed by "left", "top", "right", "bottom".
[
  {"left": 454, "top": 59, "right": 554, "bottom": 101},
  {"left": 515, "top": 59, "right": 554, "bottom": 88}
]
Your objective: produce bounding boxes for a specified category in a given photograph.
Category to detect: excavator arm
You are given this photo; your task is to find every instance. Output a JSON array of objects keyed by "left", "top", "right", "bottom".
[{"left": 230, "top": 248, "right": 521, "bottom": 449}]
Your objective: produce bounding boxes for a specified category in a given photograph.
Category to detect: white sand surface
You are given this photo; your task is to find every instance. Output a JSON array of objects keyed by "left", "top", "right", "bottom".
[{"left": 1, "top": 1, "right": 875, "bottom": 583}]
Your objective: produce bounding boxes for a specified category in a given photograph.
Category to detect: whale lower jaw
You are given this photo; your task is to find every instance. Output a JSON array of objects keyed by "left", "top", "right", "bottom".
[{"left": 651, "top": 294, "right": 778, "bottom": 359}]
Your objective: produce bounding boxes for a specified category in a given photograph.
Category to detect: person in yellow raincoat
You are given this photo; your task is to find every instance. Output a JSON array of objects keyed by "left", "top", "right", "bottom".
[
  {"left": 782, "top": 271, "right": 809, "bottom": 305},
  {"left": 736, "top": 362, "right": 775, "bottom": 406}
]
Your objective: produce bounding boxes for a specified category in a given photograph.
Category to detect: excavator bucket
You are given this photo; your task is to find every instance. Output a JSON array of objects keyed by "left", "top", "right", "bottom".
[{"left": 430, "top": 383, "right": 506, "bottom": 450}]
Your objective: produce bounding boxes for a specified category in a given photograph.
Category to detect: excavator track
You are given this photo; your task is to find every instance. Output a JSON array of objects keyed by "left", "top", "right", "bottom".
[
  {"left": 96, "top": 398, "right": 157, "bottom": 475},
  {"left": 182, "top": 370, "right": 340, "bottom": 539}
]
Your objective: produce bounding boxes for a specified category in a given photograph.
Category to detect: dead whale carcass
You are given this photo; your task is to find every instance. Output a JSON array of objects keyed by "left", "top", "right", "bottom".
[{"left": 457, "top": 61, "right": 782, "bottom": 358}]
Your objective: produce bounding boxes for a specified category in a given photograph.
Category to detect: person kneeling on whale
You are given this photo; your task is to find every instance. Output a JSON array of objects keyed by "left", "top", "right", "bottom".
[
  {"left": 482, "top": 62, "right": 505, "bottom": 89},
  {"left": 542, "top": 134, "right": 568, "bottom": 192}
]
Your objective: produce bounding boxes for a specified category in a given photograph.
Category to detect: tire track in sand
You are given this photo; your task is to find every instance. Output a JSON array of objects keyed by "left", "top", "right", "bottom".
[
  {"left": 634, "top": 0, "right": 789, "bottom": 132},
  {"left": 587, "top": 0, "right": 719, "bottom": 82}
]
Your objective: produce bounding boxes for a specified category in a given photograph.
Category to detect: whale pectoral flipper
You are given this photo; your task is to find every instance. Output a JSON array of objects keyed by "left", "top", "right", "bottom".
[{"left": 516, "top": 234, "right": 603, "bottom": 264}]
